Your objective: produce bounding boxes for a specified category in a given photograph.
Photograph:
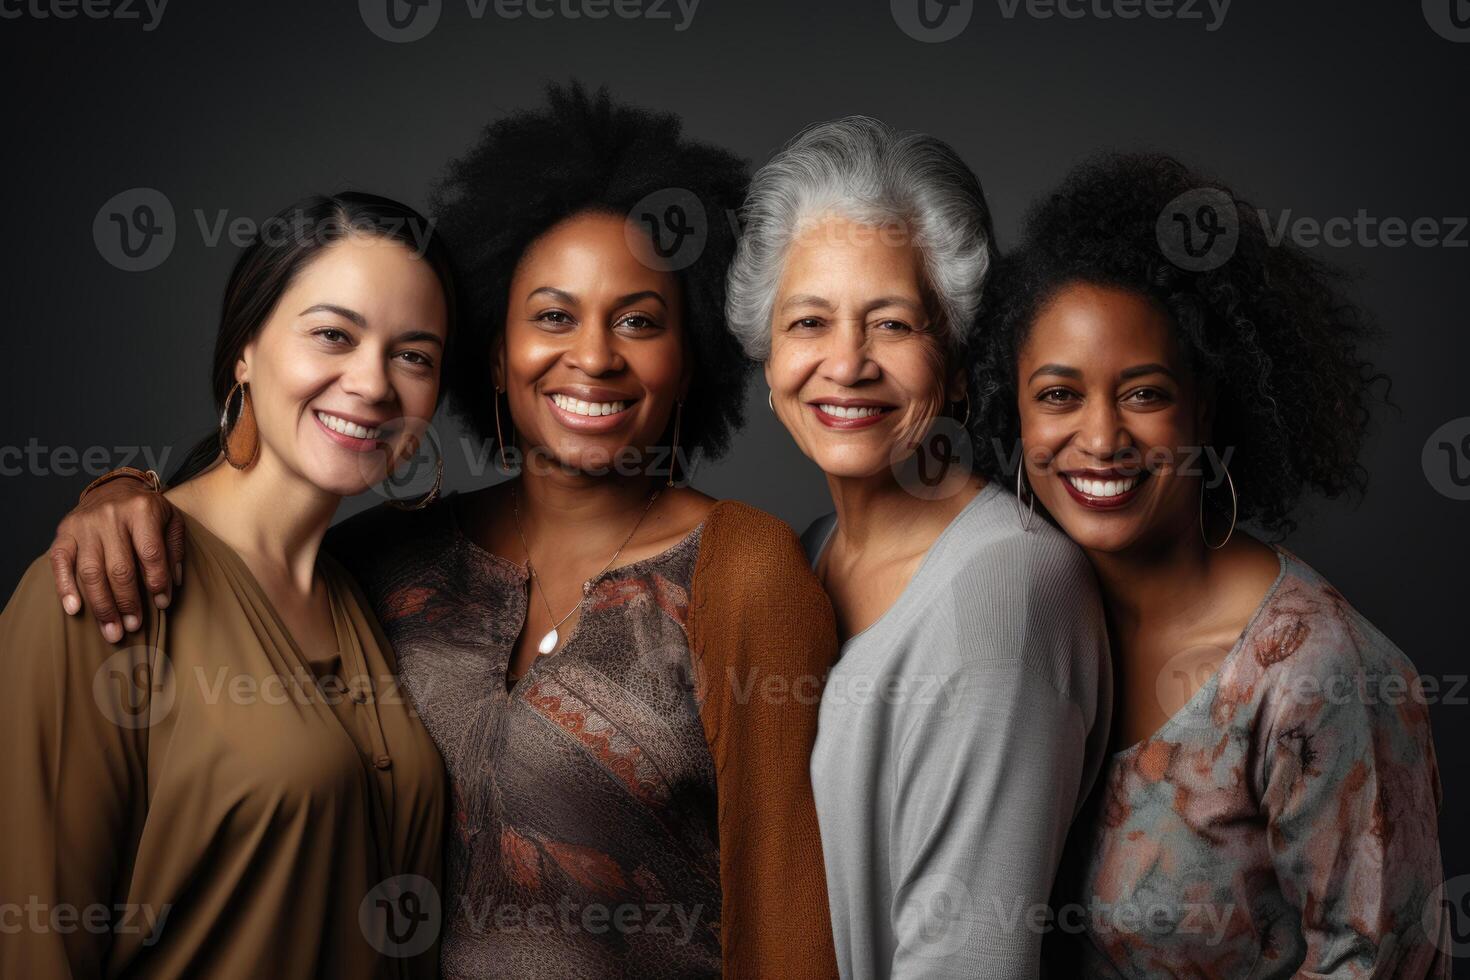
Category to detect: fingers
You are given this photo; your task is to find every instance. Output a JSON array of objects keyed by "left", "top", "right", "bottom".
[
  {"left": 74, "top": 533, "right": 124, "bottom": 644},
  {"left": 131, "top": 505, "right": 173, "bottom": 610},
  {"left": 165, "top": 504, "right": 185, "bottom": 587},
  {"left": 49, "top": 533, "right": 82, "bottom": 616},
  {"left": 102, "top": 525, "right": 146, "bottom": 637}
]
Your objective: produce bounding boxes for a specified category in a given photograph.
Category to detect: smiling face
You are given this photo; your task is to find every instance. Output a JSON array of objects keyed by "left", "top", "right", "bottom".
[
  {"left": 1016, "top": 281, "right": 1212, "bottom": 554},
  {"left": 236, "top": 234, "right": 448, "bottom": 497},
  {"left": 498, "top": 210, "right": 688, "bottom": 474},
  {"left": 764, "top": 214, "right": 959, "bottom": 480}
]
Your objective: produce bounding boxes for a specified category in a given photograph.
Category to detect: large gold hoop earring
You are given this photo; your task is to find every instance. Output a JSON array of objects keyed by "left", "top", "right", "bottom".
[
  {"left": 386, "top": 453, "right": 443, "bottom": 511},
  {"left": 1015, "top": 463, "right": 1037, "bottom": 533},
  {"left": 667, "top": 400, "right": 684, "bottom": 488},
  {"left": 1200, "top": 453, "right": 1238, "bottom": 550},
  {"left": 219, "top": 380, "right": 259, "bottom": 470}
]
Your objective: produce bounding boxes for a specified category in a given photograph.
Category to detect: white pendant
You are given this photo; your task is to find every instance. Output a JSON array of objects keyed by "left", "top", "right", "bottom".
[{"left": 537, "top": 628, "right": 559, "bottom": 655}]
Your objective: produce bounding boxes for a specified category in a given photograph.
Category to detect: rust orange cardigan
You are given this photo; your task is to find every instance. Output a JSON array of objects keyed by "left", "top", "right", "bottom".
[{"left": 686, "top": 500, "right": 841, "bottom": 980}]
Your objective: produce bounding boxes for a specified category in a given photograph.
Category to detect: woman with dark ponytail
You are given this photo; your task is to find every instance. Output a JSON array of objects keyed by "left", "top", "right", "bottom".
[{"left": 0, "top": 191, "right": 456, "bottom": 978}]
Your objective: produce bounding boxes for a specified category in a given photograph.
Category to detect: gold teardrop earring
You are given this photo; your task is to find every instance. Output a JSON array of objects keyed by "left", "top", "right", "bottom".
[{"left": 219, "top": 380, "right": 260, "bottom": 469}]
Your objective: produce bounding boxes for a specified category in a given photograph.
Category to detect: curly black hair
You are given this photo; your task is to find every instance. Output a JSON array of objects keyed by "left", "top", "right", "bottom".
[
  {"left": 969, "top": 151, "right": 1386, "bottom": 538},
  {"left": 428, "top": 81, "right": 752, "bottom": 462}
]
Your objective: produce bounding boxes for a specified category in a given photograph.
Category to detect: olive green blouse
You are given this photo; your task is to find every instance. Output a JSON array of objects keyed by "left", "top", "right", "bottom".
[{"left": 0, "top": 512, "right": 447, "bottom": 979}]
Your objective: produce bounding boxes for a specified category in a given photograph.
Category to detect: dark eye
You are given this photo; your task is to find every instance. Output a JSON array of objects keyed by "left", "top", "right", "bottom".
[
  {"left": 314, "top": 327, "right": 350, "bottom": 344},
  {"left": 873, "top": 319, "right": 911, "bottom": 333},
  {"left": 1125, "top": 386, "right": 1170, "bottom": 406},
  {"left": 536, "top": 310, "right": 574, "bottom": 325},
  {"left": 1037, "top": 387, "right": 1077, "bottom": 405},
  {"left": 790, "top": 317, "right": 823, "bottom": 331},
  {"left": 618, "top": 313, "right": 659, "bottom": 332},
  {"left": 396, "top": 350, "right": 433, "bottom": 367}
]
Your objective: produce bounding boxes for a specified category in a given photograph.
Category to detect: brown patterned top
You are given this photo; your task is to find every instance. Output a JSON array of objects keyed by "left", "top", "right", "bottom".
[{"left": 327, "top": 494, "right": 840, "bottom": 980}]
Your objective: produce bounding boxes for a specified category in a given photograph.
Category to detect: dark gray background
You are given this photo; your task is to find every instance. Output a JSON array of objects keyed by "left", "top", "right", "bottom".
[{"left": 3, "top": 0, "right": 1467, "bottom": 953}]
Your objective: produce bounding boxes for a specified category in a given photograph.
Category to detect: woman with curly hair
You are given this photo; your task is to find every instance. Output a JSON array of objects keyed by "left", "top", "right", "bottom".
[
  {"left": 970, "top": 152, "right": 1448, "bottom": 978},
  {"left": 44, "top": 83, "right": 839, "bottom": 979}
]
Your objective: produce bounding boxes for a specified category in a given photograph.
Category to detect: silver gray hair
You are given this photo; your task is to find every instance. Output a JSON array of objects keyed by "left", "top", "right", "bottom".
[{"left": 725, "top": 115, "right": 996, "bottom": 361}]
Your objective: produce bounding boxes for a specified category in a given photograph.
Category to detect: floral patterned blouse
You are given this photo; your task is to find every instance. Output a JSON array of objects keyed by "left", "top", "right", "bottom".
[{"left": 1049, "top": 546, "right": 1449, "bottom": 979}]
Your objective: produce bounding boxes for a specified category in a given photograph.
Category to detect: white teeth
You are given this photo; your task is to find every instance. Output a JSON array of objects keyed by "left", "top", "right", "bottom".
[
  {"left": 316, "top": 411, "right": 379, "bottom": 440},
  {"left": 551, "top": 393, "right": 628, "bottom": 417},
  {"left": 816, "top": 403, "right": 885, "bottom": 419},
  {"left": 1066, "top": 474, "right": 1140, "bottom": 498}
]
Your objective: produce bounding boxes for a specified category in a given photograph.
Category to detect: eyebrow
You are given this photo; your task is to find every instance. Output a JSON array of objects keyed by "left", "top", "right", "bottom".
[
  {"left": 1028, "top": 363, "right": 1082, "bottom": 382},
  {"left": 526, "top": 287, "right": 669, "bottom": 309},
  {"left": 300, "top": 303, "right": 365, "bottom": 327},
  {"left": 778, "top": 294, "right": 925, "bottom": 315},
  {"left": 779, "top": 294, "right": 836, "bottom": 312},
  {"left": 1119, "top": 362, "right": 1176, "bottom": 381}
]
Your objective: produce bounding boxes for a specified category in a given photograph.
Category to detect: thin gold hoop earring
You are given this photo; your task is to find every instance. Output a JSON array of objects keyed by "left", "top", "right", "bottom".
[
  {"left": 1200, "top": 455, "right": 1238, "bottom": 550},
  {"left": 767, "top": 390, "right": 774, "bottom": 413},
  {"left": 219, "top": 380, "right": 259, "bottom": 469},
  {"left": 494, "top": 386, "right": 514, "bottom": 472},
  {"left": 1016, "top": 463, "right": 1037, "bottom": 533},
  {"left": 667, "top": 400, "right": 684, "bottom": 488}
]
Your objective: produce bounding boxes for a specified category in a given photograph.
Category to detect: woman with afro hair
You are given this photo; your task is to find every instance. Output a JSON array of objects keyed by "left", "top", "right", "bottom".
[
  {"left": 970, "top": 152, "right": 1449, "bottom": 978},
  {"left": 46, "top": 82, "right": 840, "bottom": 979}
]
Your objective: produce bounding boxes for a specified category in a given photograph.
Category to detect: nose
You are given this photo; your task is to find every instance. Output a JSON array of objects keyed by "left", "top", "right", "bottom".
[
  {"left": 819, "top": 319, "right": 880, "bottom": 387},
  {"left": 338, "top": 346, "right": 394, "bottom": 405},
  {"left": 1074, "top": 396, "right": 1127, "bottom": 459},
  {"left": 564, "top": 321, "right": 624, "bottom": 376}
]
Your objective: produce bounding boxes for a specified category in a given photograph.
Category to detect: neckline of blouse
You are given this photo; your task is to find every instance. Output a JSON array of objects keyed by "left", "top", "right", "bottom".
[
  {"left": 442, "top": 488, "right": 713, "bottom": 588},
  {"left": 177, "top": 509, "right": 358, "bottom": 671},
  {"left": 1108, "top": 544, "right": 1292, "bottom": 761},
  {"left": 814, "top": 480, "right": 1002, "bottom": 651}
]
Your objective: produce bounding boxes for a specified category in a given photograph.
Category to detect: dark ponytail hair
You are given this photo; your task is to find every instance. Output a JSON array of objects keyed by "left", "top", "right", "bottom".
[{"left": 167, "top": 191, "right": 459, "bottom": 486}]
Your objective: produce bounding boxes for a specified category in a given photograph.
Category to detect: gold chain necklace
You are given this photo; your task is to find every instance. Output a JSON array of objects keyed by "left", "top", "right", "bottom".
[{"left": 510, "top": 483, "right": 662, "bottom": 655}]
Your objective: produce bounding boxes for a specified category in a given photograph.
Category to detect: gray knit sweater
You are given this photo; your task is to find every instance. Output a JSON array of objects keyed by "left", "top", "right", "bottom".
[{"left": 801, "top": 482, "right": 1112, "bottom": 979}]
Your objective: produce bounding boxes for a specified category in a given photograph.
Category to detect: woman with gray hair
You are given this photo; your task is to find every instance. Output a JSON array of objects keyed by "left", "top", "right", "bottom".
[{"left": 727, "top": 116, "right": 1112, "bottom": 979}]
